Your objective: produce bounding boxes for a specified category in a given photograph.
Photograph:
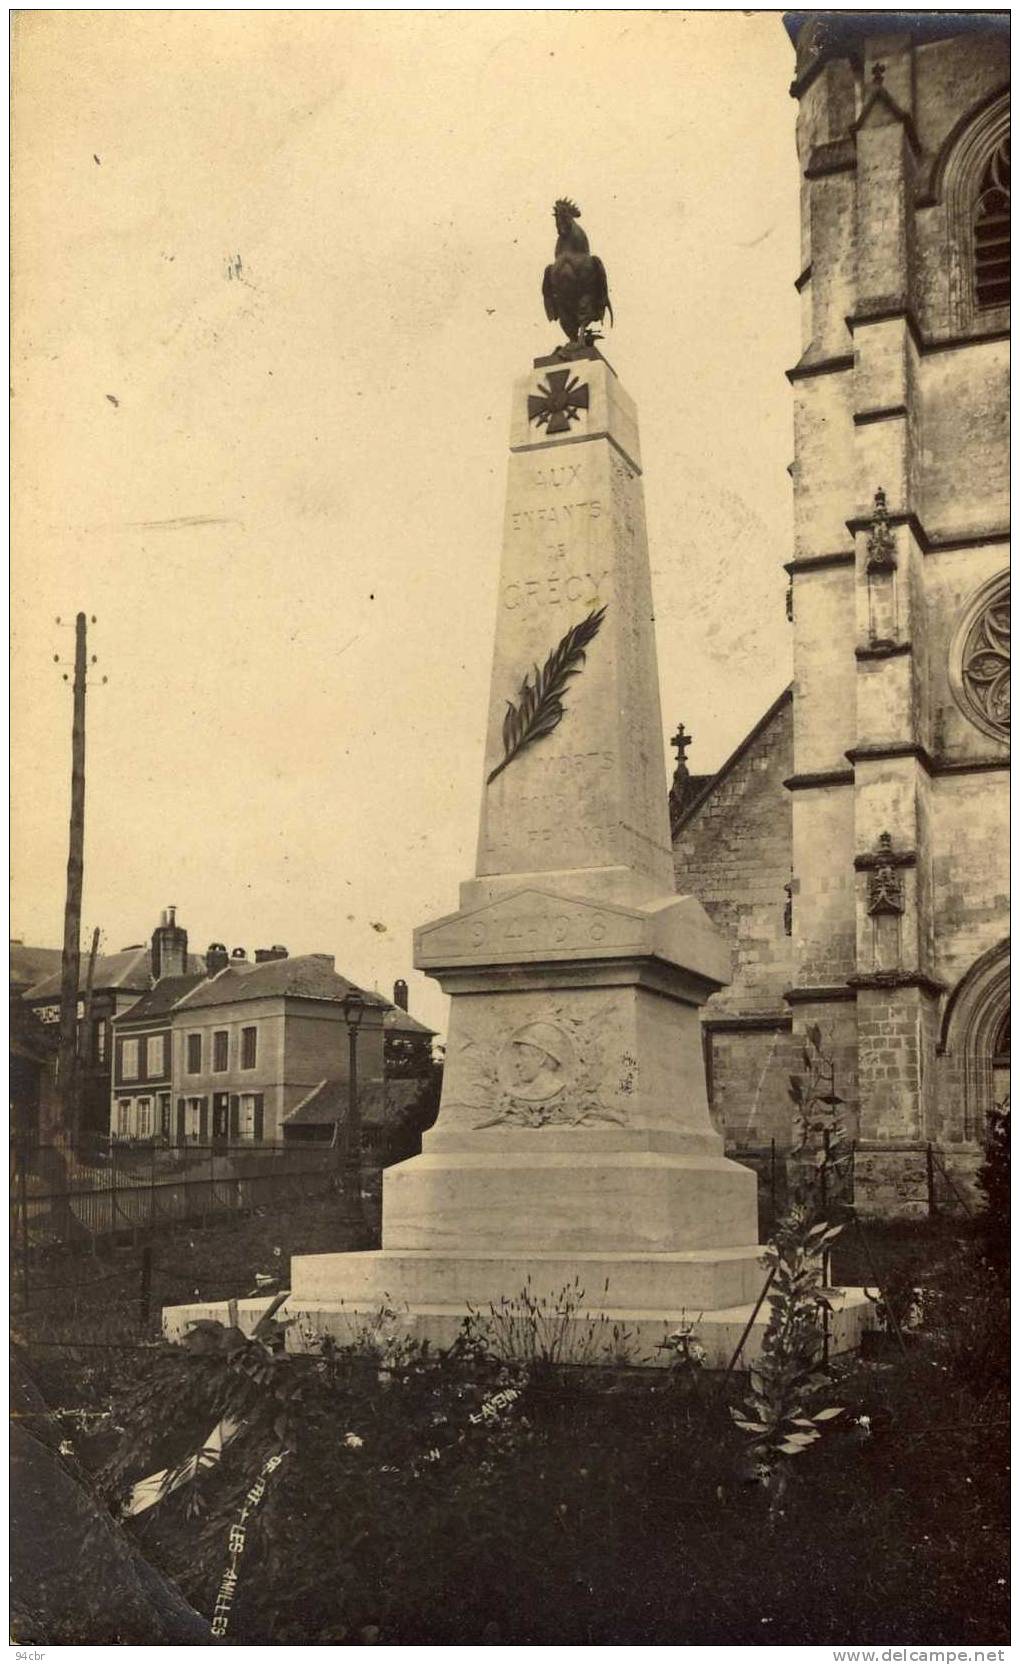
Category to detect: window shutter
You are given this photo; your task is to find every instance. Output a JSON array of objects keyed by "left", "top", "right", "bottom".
[
  {"left": 199, "top": 1097, "right": 209, "bottom": 1143},
  {"left": 254, "top": 1094, "right": 264, "bottom": 1143},
  {"left": 229, "top": 1095, "right": 240, "bottom": 1141},
  {"left": 176, "top": 1098, "right": 186, "bottom": 1144}
]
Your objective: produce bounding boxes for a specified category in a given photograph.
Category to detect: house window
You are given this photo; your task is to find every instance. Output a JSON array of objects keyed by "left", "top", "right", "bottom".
[
  {"left": 116, "top": 1098, "right": 131, "bottom": 1137},
  {"left": 239, "top": 1092, "right": 265, "bottom": 1141},
  {"left": 241, "top": 1026, "right": 258, "bottom": 1069},
  {"left": 187, "top": 1033, "right": 202, "bottom": 1074},
  {"left": 136, "top": 1098, "right": 152, "bottom": 1139},
  {"left": 974, "top": 133, "right": 1010, "bottom": 310},
  {"left": 146, "top": 1034, "right": 165, "bottom": 1078},
  {"left": 213, "top": 1030, "right": 229, "bottom": 1072},
  {"left": 185, "top": 1096, "right": 206, "bottom": 1140},
  {"left": 121, "top": 1038, "right": 140, "bottom": 1080},
  {"left": 94, "top": 1018, "right": 108, "bottom": 1063}
]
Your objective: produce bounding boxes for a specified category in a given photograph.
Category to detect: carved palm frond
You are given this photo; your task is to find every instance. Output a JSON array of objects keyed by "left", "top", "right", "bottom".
[{"left": 487, "top": 605, "right": 607, "bottom": 784}]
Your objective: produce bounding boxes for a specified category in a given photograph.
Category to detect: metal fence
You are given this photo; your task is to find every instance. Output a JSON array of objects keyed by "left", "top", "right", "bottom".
[
  {"left": 729, "top": 1138, "right": 978, "bottom": 1225},
  {"left": 729, "top": 1140, "right": 856, "bottom": 1229},
  {"left": 9, "top": 1139, "right": 376, "bottom": 1253}
]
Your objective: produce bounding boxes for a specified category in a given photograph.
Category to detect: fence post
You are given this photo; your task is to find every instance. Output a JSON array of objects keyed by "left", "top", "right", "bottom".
[
  {"left": 111, "top": 1140, "right": 118, "bottom": 1240},
  {"left": 139, "top": 1243, "right": 153, "bottom": 1329},
  {"left": 720, "top": 1264, "right": 776, "bottom": 1389},
  {"left": 18, "top": 1152, "right": 30, "bottom": 1314}
]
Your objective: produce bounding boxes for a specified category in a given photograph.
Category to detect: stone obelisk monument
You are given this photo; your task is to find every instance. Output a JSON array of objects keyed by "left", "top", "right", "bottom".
[{"left": 283, "top": 202, "right": 770, "bottom": 1358}]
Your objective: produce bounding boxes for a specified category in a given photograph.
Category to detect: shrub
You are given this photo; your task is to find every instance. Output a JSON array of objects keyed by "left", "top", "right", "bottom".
[{"left": 730, "top": 1207, "right": 844, "bottom": 1510}]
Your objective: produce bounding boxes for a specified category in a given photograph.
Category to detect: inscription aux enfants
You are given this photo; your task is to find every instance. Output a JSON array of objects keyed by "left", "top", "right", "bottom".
[{"left": 507, "top": 465, "right": 609, "bottom": 611}]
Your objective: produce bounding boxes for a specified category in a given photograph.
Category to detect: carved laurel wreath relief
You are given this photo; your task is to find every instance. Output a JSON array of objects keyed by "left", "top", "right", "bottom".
[
  {"left": 949, "top": 573, "right": 1010, "bottom": 743},
  {"left": 447, "top": 1002, "right": 628, "bottom": 1129}
]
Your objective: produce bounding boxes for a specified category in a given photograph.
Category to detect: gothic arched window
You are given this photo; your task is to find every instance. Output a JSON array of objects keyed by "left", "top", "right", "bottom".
[
  {"left": 933, "top": 90, "right": 1010, "bottom": 328},
  {"left": 974, "top": 134, "right": 1010, "bottom": 310}
]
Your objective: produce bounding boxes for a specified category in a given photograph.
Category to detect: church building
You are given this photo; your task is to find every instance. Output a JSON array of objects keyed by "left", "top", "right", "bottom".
[{"left": 673, "top": 12, "right": 1009, "bottom": 1212}]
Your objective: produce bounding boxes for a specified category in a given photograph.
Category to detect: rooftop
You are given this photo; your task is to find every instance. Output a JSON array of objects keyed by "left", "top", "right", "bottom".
[
  {"left": 113, "top": 973, "right": 209, "bottom": 1025},
  {"left": 10, "top": 943, "right": 63, "bottom": 993},
  {"left": 283, "top": 1076, "right": 421, "bottom": 1130},
  {"left": 382, "top": 1004, "right": 435, "bottom": 1038},
  {"left": 173, "top": 954, "right": 389, "bottom": 1013},
  {"left": 24, "top": 944, "right": 205, "bottom": 1001}
]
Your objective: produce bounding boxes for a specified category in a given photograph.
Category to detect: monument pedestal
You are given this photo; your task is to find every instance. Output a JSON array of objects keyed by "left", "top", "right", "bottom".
[
  {"left": 165, "top": 346, "right": 873, "bottom": 1366},
  {"left": 285, "top": 349, "right": 771, "bottom": 1360}
]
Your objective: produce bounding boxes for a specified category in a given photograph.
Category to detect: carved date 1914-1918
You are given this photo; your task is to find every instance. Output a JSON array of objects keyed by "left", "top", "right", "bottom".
[{"left": 466, "top": 909, "right": 612, "bottom": 950}]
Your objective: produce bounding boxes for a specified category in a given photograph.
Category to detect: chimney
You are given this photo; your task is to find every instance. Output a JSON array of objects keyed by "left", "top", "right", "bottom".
[
  {"left": 205, "top": 942, "right": 229, "bottom": 975},
  {"left": 151, "top": 905, "right": 188, "bottom": 981},
  {"left": 393, "top": 978, "right": 409, "bottom": 1012},
  {"left": 254, "top": 945, "right": 289, "bottom": 963}
]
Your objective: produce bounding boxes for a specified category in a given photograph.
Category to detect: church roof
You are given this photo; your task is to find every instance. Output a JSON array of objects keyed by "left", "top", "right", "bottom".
[{"left": 672, "top": 685, "right": 794, "bottom": 836}]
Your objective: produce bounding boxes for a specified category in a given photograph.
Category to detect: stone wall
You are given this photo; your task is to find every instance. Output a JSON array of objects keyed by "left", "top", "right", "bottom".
[
  {"left": 673, "top": 691, "right": 793, "bottom": 1018},
  {"left": 673, "top": 692, "right": 795, "bottom": 1148},
  {"left": 932, "top": 772, "right": 1009, "bottom": 992}
]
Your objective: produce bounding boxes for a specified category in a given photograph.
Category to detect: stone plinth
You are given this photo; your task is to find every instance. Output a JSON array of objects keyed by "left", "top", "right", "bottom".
[
  {"left": 162, "top": 1284, "right": 877, "bottom": 1371},
  {"left": 273, "top": 346, "right": 769, "bottom": 1353}
]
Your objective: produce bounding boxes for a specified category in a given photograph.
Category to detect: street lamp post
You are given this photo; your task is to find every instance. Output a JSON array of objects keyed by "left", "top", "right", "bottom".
[{"left": 337, "top": 989, "right": 369, "bottom": 1246}]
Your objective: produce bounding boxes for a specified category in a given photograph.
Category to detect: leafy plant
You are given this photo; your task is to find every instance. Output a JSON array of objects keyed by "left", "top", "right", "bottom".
[
  {"left": 730, "top": 1207, "right": 844, "bottom": 1509},
  {"left": 787, "top": 1025, "right": 851, "bottom": 1224}
]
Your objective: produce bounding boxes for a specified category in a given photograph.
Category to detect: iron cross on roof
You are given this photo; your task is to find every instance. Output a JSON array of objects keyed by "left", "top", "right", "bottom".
[
  {"left": 670, "top": 723, "right": 692, "bottom": 772},
  {"left": 527, "top": 369, "right": 590, "bottom": 436}
]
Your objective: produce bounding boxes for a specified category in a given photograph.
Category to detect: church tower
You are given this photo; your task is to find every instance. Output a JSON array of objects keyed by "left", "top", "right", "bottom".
[
  {"left": 785, "top": 12, "right": 1008, "bottom": 1209},
  {"left": 674, "top": 12, "right": 1009, "bottom": 1212}
]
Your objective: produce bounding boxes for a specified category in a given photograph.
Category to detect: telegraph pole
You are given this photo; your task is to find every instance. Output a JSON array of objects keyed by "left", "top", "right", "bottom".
[
  {"left": 76, "top": 925, "right": 101, "bottom": 1144},
  {"left": 56, "top": 613, "right": 87, "bottom": 1141}
]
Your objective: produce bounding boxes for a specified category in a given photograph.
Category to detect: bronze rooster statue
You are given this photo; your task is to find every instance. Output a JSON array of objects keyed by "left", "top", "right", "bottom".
[{"left": 541, "top": 198, "right": 613, "bottom": 353}]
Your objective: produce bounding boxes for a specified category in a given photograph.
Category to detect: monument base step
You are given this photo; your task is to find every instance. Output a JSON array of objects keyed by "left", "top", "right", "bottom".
[
  {"left": 291, "top": 1245, "right": 766, "bottom": 1313},
  {"left": 163, "top": 1282, "right": 876, "bottom": 1370}
]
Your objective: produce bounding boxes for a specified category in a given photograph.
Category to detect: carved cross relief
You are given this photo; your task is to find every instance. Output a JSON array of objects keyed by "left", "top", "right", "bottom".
[{"left": 528, "top": 370, "right": 590, "bottom": 436}]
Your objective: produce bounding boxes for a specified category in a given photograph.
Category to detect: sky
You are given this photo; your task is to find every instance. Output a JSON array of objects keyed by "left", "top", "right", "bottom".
[{"left": 11, "top": 10, "right": 800, "bottom": 1037}]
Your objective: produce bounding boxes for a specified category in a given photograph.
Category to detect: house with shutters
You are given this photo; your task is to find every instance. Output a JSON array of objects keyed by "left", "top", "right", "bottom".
[
  {"left": 111, "top": 944, "right": 392, "bottom": 1145},
  {"left": 110, "top": 969, "right": 207, "bottom": 1141},
  {"left": 167, "top": 950, "right": 387, "bottom": 1144},
  {"left": 25, "top": 907, "right": 204, "bottom": 1137}
]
